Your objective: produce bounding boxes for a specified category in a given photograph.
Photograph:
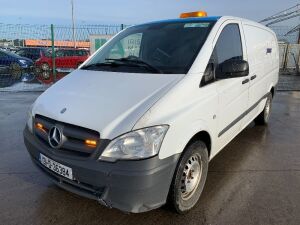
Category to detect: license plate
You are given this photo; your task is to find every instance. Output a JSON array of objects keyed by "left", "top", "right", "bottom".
[{"left": 39, "top": 153, "right": 73, "bottom": 180}]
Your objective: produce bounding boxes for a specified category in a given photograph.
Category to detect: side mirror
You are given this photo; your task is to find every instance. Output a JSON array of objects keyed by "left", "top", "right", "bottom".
[{"left": 216, "top": 59, "right": 249, "bottom": 79}]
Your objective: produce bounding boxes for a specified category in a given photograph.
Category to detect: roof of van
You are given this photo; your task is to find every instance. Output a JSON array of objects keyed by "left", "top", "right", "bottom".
[
  {"left": 136, "top": 16, "right": 275, "bottom": 36},
  {"left": 140, "top": 16, "right": 221, "bottom": 26}
]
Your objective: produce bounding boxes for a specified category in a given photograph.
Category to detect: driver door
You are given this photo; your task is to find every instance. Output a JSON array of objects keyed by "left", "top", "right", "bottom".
[{"left": 213, "top": 22, "right": 250, "bottom": 150}]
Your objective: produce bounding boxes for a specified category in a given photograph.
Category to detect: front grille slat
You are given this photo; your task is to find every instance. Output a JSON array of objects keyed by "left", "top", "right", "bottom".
[
  {"left": 63, "top": 125, "right": 99, "bottom": 140},
  {"left": 34, "top": 115, "right": 100, "bottom": 158},
  {"left": 62, "top": 139, "right": 95, "bottom": 154},
  {"left": 35, "top": 117, "right": 55, "bottom": 130}
]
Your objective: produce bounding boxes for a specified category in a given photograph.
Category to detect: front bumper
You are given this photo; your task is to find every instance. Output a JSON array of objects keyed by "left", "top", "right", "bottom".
[{"left": 23, "top": 127, "right": 179, "bottom": 213}]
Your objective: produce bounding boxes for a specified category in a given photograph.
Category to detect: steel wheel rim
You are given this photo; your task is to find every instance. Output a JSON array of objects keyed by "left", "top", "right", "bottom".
[
  {"left": 42, "top": 71, "right": 50, "bottom": 79},
  {"left": 180, "top": 153, "right": 202, "bottom": 201},
  {"left": 41, "top": 63, "right": 50, "bottom": 71}
]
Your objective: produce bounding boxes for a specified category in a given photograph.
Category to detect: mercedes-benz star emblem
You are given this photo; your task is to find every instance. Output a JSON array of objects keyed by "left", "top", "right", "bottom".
[{"left": 48, "top": 126, "right": 63, "bottom": 149}]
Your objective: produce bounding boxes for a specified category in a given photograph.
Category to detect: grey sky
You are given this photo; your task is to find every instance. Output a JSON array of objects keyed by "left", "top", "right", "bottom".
[{"left": 0, "top": 0, "right": 299, "bottom": 26}]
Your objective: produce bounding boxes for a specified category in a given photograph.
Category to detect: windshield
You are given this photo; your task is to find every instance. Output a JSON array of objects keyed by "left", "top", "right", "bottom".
[
  {"left": 82, "top": 21, "right": 215, "bottom": 74},
  {"left": 4, "top": 50, "right": 22, "bottom": 58},
  {"left": 16, "top": 48, "right": 39, "bottom": 56}
]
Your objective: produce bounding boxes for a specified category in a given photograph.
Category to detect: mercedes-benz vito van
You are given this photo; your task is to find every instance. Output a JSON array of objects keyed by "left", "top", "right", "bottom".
[{"left": 24, "top": 12, "right": 279, "bottom": 214}]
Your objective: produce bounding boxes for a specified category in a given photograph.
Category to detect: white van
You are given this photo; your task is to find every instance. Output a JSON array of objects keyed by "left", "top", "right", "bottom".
[{"left": 24, "top": 12, "right": 279, "bottom": 214}]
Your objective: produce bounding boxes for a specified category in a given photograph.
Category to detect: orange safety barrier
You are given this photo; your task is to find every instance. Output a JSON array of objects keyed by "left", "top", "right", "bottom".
[{"left": 25, "top": 39, "right": 90, "bottom": 48}]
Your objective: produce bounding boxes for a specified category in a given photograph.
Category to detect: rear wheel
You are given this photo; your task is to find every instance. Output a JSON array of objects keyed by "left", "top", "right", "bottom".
[
  {"left": 255, "top": 93, "right": 272, "bottom": 125},
  {"left": 168, "top": 141, "right": 208, "bottom": 214}
]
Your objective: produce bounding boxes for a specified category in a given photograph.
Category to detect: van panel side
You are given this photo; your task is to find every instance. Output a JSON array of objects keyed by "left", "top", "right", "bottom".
[{"left": 241, "top": 23, "right": 279, "bottom": 127}]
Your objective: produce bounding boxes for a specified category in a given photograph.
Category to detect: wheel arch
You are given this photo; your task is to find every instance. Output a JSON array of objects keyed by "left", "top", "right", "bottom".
[
  {"left": 270, "top": 86, "right": 275, "bottom": 97},
  {"left": 268, "top": 82, "right": 276, "bottom": 97},
  {"left": 184, "top": 130, "right": 212, "bottom": 158}
]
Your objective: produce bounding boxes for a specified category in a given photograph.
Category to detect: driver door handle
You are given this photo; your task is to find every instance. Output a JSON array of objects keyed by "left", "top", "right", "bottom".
[
  {"left": 242, "top": 79, "right": 249, "bottom": 85},
  {"left": 251, "top": 75, "right": 257, "bottom": 80}
]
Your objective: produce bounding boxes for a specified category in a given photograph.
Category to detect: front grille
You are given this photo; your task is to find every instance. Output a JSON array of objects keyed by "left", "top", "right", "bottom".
[{"left": 34, "top": 114, "right": 100, "bottom": 157}]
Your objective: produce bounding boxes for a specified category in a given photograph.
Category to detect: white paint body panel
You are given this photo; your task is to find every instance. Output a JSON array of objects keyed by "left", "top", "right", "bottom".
[
  {"left": 33, "top": 70, "right": 183, "bottom": 139},
  {"left": 32, "top": 16, "right": 279, "bottom": 161}
]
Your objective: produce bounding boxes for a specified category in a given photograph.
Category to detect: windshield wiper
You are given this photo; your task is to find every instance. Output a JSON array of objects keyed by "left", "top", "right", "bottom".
[
  {"left": 105, "top": 58, "right": 163, "bottom": 74},
  {"left": 80, "top": 61, "right": 122, "bottom": 70}
]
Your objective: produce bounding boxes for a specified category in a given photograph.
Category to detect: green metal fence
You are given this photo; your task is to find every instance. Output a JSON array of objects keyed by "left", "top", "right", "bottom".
[
  {"left": 0, "top": 23, "right": 298, "bottom": 92},
  {"left": 0, "top": 23, "right": 126, "bottom": 91}
]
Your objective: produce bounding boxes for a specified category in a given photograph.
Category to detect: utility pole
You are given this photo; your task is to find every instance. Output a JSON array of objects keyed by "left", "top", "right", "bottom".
[{"left": 71, "top": 0, "right": 77, "bottom": 48}]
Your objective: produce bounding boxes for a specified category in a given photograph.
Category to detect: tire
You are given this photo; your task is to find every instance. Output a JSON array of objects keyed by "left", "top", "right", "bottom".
[
  {"left": 254, "top": 93, "right": 272, "bottom": 125},
  {"left": 41, "top": 71, "right": 51, "bottom": 79},
  {"left": 9, "top": 63, "right": 22, "bottom": 80},
  {"left": 41, "top": 63, "right": 50, "bottom": 71},
  {"left": 168, "top": 141, "right": 208, "bottom": 214}
]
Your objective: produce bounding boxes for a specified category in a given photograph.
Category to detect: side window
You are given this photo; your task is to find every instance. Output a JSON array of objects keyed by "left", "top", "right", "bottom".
[
  {"left": 76, "top": 50, "right": 83, "bottom": 56},
  {"left": 201, "top": 24, "right": 243, "bottom": 86},
  {"left": 77, "top": 50, "right": 88, "bottom": 56},
  {"left": 0, "top": 52, "right": 6, "bottom": 57},
  {"left": 214, "top": 24, "right": 243, "bottom": 65},
  {"left": 67, "top": 50, "right": 74, "bottom": 56},
  {"left": 56, "top": 50, "right": 64, "bottom": 57}
]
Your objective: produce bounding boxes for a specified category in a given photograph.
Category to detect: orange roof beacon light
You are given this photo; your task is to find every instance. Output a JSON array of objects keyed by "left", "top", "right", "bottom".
[{"left": 180, "top": 11, "right": 208, "bottom": 19}]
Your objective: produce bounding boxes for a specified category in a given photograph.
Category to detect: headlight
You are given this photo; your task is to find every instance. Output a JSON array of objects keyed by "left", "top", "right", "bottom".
[
  {"left": 26, "top": 104, "right": 34, "bottom": 133},
  {"left": 19, "top": 59, "right": 28, "bottom": 65},
  {"left": 99, "top": 125, "right": 169, "bottom": 162}
]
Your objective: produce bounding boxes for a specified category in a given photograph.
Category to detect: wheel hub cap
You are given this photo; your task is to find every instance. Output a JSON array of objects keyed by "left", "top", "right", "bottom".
[{"left": 180, "top": 154, "right": 202, "bottom": 200}]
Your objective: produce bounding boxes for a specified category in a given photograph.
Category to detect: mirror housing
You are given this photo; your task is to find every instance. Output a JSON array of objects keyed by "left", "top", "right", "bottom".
[{"left": 216, "top": 59, "right": 249, "bottom": 79}]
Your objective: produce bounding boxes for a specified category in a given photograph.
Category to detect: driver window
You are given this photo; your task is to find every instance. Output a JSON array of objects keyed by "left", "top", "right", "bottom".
[
  {"left": 107, "top": 33, "right": 143, "bottom": 59},
  {"left": 214, "top": 24, "right": 243, "bottom": 65},
  {"left": 201, "top": 24, "right": 243, "bottom": 86}
]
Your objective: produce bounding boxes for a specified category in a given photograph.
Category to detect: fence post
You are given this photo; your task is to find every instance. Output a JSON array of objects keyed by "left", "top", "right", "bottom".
[
  {"left": 283, "top": 44, "right": 289, "bottom": 72},
  {"left": 51, "top": 24, "right": 56, "bottom": 82}
]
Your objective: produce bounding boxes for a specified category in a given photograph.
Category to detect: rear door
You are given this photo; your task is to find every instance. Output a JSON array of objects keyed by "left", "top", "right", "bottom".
[
  {"left": 54, "top": 50, "right": 65, "bottom": 69},
  {"left": 213, "top": 22, "right": 250, "bottom": 149},
  {"left": 76, "top": 50, "right": 89, "bottom": 66},
  {"left": 55, "top": 50, "right": 74, "bottom": 71}
]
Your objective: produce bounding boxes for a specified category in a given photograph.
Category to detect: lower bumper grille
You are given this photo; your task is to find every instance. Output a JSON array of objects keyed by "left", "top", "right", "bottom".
[{"left": 33, "top": 157, "right": 105, "bottom": 200}]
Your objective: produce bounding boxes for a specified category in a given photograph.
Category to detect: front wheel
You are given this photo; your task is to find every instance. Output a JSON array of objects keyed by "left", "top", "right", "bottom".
[
  {"left": 9, "top": 63, "right": 22, "bottom": 80},
  {"left": 255, "top": 93, "right": 272, "bottom": 125},
  {"left": 168, "top": 141, "right": 208, "bottom": 214},
  {"left": 41, "top": 63, "right": 50, "bottom": 71}
]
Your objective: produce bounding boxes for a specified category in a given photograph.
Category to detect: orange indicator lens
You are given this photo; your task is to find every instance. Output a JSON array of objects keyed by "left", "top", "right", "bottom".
[{"left": 85, "top": 139, "right": 97, "bottom": 147}]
